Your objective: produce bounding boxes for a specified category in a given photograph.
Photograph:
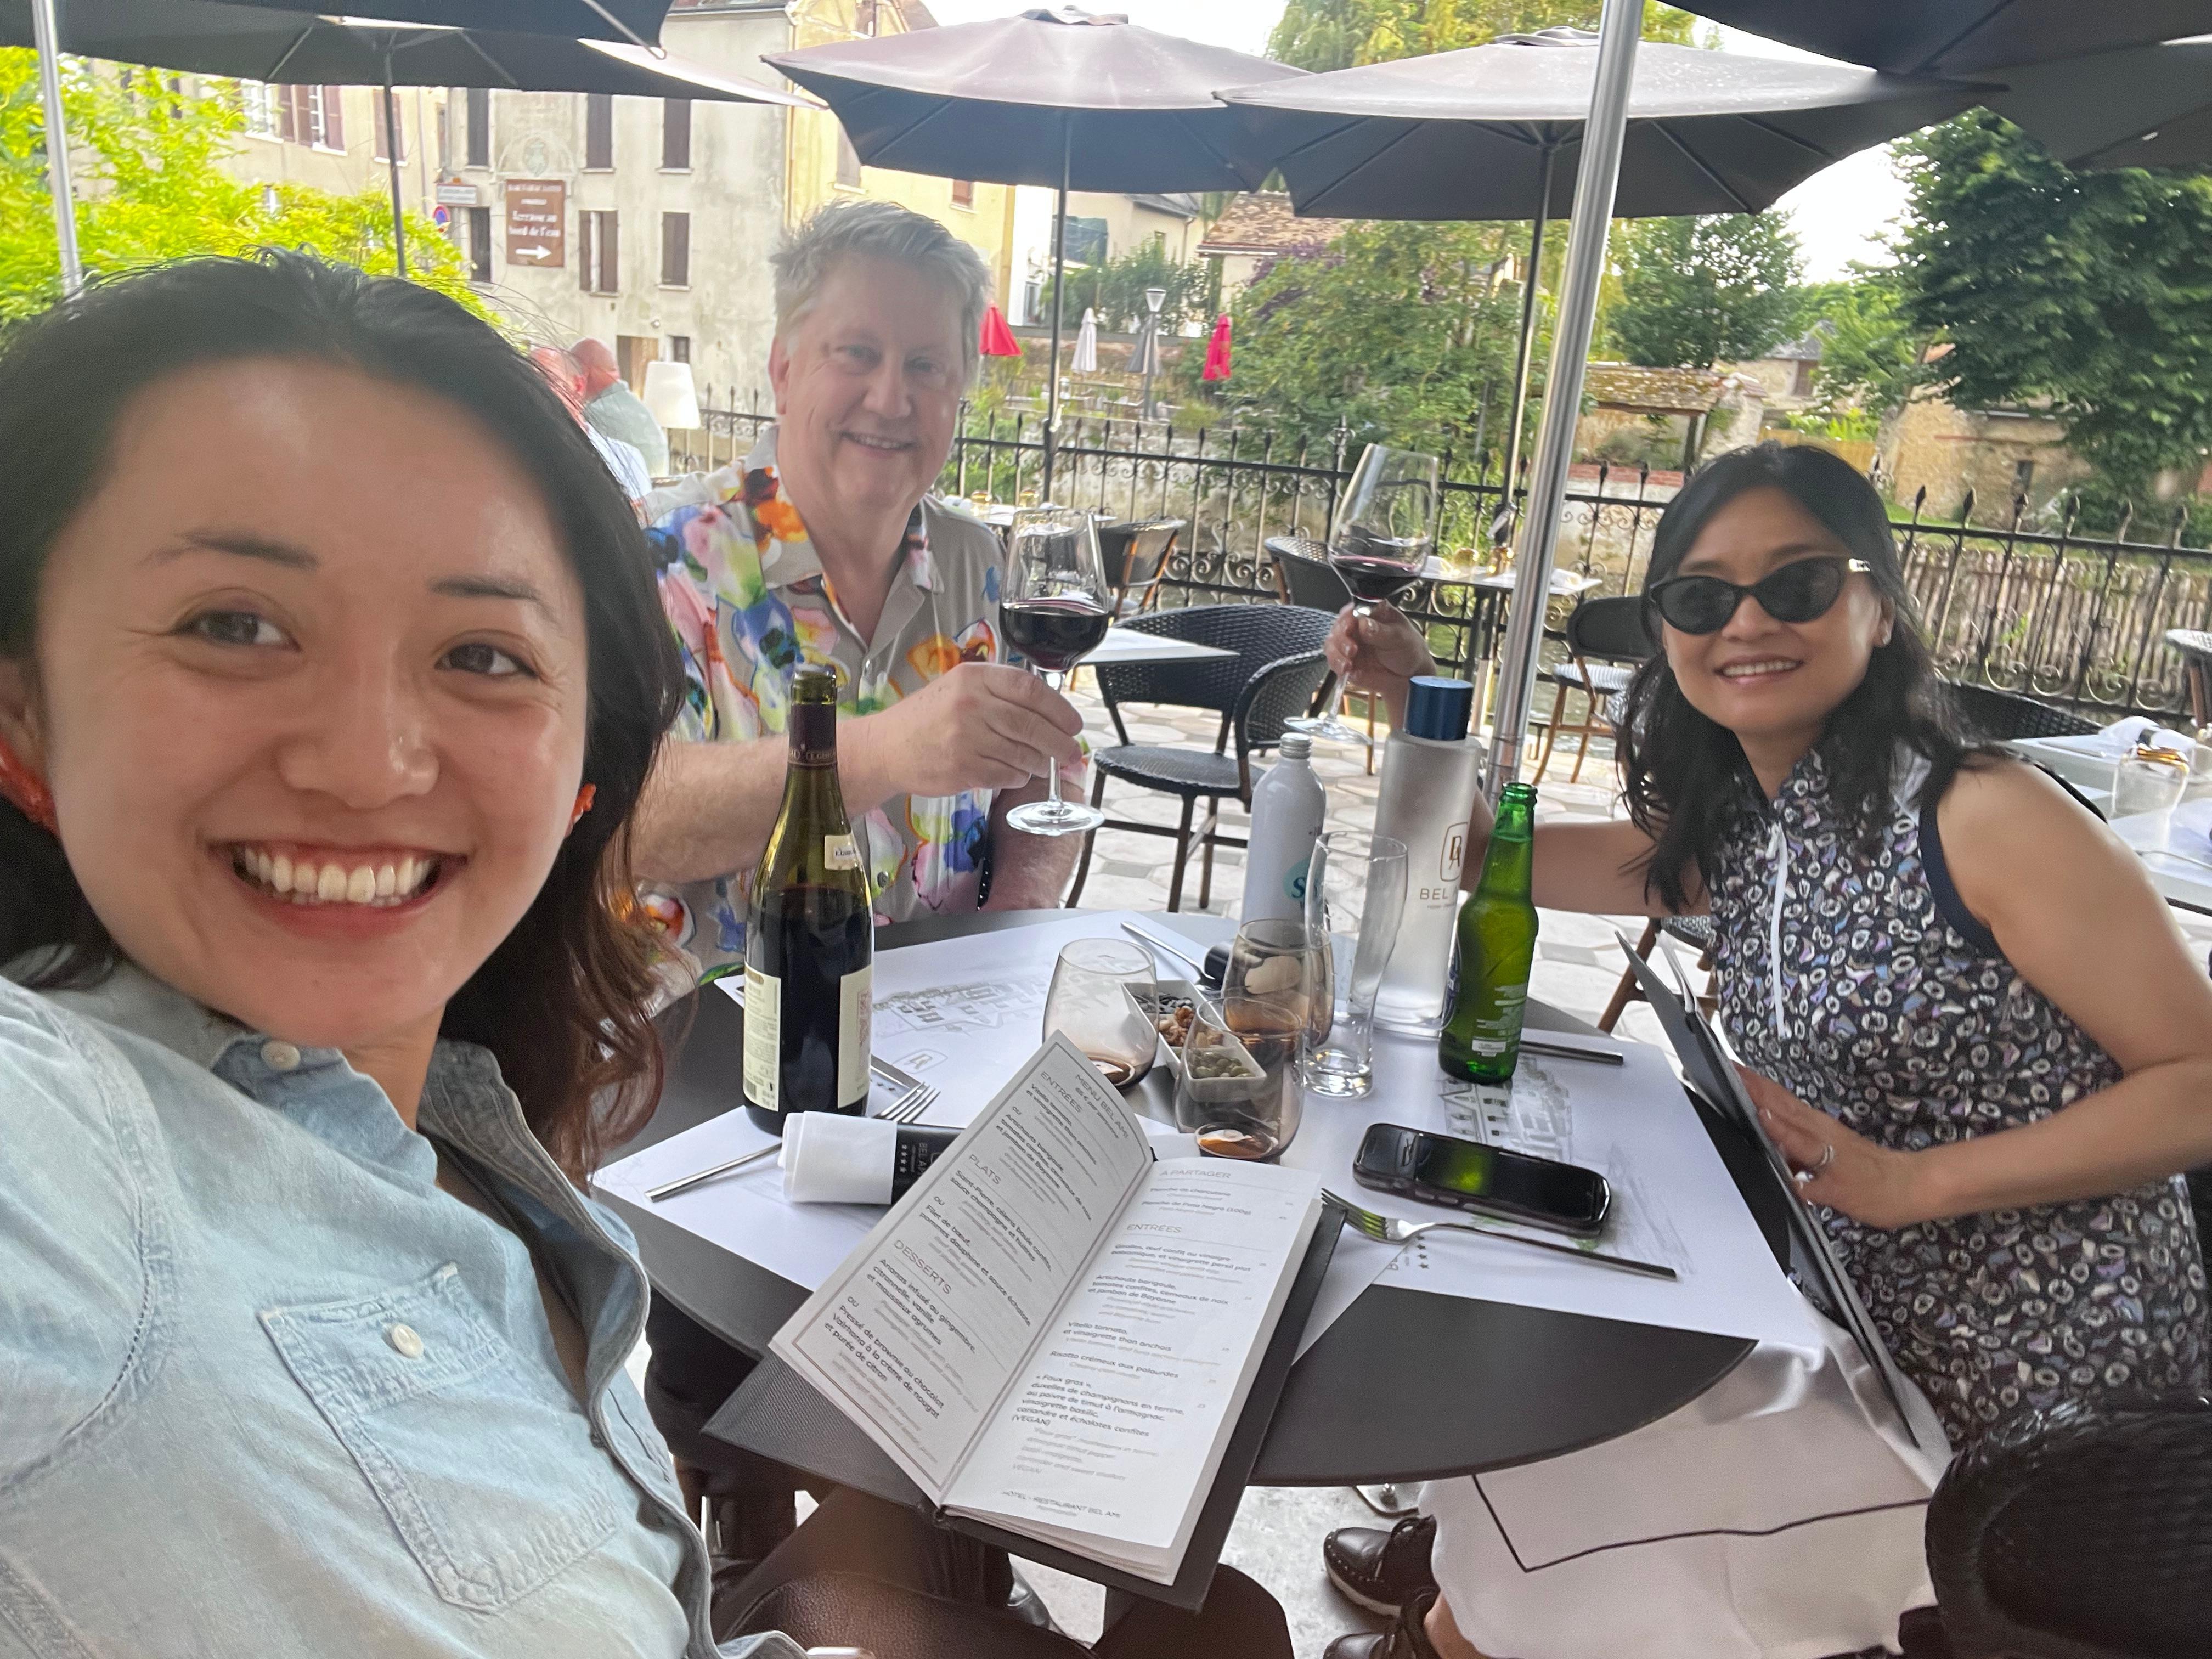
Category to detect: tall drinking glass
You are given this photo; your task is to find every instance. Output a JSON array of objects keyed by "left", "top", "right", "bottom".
[
  {"left": 1289, "top": 444, "right": 1441, "bottom": 747},
  {"left": 1304, "top": 830, "right": 1409, "bottom": 1097},
  {"left": 1002, "top": 506, "right": 1110, "bottom": 836}
]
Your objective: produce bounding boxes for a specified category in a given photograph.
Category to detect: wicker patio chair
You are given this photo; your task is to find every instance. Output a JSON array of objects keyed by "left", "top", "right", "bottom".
[
  {"left": 1065, "top": 603, "right": 1335, "bottom": 913},
  {"left": 1944, "top": 681, "right": 2099, "bottom": 742},
  {"left": 1097, "top": 517, "right": 1185, "bottom": 617},
  {"left": 1534, "top": 596, "right": 1654, "bottom": 785},
  {"left": 1918, "top": 1391, "right": 2212, "bottom": 1659}
]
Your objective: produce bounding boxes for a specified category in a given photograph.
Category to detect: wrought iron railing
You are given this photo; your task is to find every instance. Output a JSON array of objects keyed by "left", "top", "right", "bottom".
[{"left": 670, "top": 402, "right": 2212, "bottom": 720}]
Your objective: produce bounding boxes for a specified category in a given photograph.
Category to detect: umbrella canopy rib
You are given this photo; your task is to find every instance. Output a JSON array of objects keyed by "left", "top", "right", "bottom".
[{"left": 1650, "top": 122, "right": 1759, "bottom": 214}]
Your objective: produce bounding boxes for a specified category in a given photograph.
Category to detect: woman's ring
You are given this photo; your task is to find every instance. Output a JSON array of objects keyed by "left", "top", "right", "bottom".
[{"left": 1813, "top": 1143, "right": 1835, "bottom": 1172}]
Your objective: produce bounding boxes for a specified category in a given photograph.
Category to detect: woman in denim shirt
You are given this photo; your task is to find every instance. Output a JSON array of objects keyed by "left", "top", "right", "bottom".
[{"left": 0, "top": 255, "right": 1296, "bottom": 1659}]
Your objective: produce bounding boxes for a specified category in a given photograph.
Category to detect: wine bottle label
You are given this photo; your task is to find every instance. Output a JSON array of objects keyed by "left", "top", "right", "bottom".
[
  {"left": 825, "top": 833, "right": 861, "bottom": 871},
  {"left": 742, "top": 963, "right": 781, "bottom": 1111},
  {"left": 839, "top": 963, "right": 872, "bottom": 1108}
]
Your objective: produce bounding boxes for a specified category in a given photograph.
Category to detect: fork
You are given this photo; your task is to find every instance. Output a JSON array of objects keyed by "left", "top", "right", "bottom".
[
  {"left": 1323, "top": 1189, "right": 1678, "bottom": 1280},
  {"left": 646, "top": 1083, "right": 939, "bottom": 1201}
]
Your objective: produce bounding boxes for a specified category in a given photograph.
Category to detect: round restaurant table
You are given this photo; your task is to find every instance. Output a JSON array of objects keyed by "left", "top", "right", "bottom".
[{"left": 608, "top": 910, "right": 1789, "bottom": 1487}]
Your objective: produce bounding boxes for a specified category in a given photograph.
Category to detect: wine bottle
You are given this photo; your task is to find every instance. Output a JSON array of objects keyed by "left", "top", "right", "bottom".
[
  {"left": 743, "top": 664, "right": 872, "bottom": 1135},
  {"left": 1438, "top": 782, "right": 1538, "bottom": 1085}
]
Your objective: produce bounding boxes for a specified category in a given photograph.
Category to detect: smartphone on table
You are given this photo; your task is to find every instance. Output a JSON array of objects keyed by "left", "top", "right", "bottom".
[{"left": 1352, "top": 1122, "right": 1611, "bottom": 1239}]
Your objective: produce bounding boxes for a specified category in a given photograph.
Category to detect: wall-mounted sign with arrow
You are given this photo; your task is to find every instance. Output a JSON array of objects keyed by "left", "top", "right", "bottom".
[{"left": 505, "top": 179, "right": 568, "bottom": 269}]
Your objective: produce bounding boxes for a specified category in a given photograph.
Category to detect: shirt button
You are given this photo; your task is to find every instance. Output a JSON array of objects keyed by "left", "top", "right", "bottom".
[
  {"left": 386, "top": 1322, "right": 425, "bottom": 1359},
  {"left": 261, "top": 1040, "right": 301, "bottom": 1072},
  {"left": 589, "top": 1427, "right": 607, "bottom": 1448}
]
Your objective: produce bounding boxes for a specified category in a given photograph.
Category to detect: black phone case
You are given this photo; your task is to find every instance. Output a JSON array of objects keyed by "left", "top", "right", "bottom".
[{"left": 1352, "top": 1123, "right": 1611, "bottom": 1238}]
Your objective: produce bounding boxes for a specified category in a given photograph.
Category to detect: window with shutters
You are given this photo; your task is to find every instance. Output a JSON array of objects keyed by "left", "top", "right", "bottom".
[
  {"left": 585, "top": 94, "right": 613, "bottom": 170},
  {"left": 579, "top": 211, "right": 619, "bottom": 294},
  {"left": 951, "top": 179, "right": 974, "bottom": 208},
  {"left": 373, "top": 94, "right": 405, "bottom": 161},
  {"left": 465, "top": 88, "right": 490, "bottom": 168},
  {"left": 836, "top": 130, "right": 862, "bottom": 189},
  {"left": 467, "top": 206, "right": 492, "bottom": 284},
  {"left": 310, "top": 85, "right": 345, "bottom": 151},
  {"left": 237, "top": 80, "right": 280, "bottom": 139},
  {"left": 663, "top": 99, "right": 691, "bottom": 170},
  {"left": 661, "top": 212, "right": 690, "bottom": 287}
]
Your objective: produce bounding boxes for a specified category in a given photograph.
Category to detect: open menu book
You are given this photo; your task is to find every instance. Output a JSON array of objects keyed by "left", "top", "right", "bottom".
[{"left": 768, "top": 1034, "right": 1327, "bottom": 1585}]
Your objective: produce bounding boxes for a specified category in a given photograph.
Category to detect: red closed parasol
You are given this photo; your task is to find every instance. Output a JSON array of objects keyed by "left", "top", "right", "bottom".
[
  {"left": 979, "top": 303, "right": 1022, "bottom": 358},
  {"left": 1201, "top": 313, "right": 1232, "bottom": 382}
]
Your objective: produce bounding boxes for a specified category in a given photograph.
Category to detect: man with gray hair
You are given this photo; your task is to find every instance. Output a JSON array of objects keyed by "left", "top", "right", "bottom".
[{"left": 633, "top": 199, "right": 1085, "bottom": 972}]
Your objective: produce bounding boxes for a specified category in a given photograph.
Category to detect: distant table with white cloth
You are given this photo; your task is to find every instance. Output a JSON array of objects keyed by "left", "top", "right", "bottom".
[
  {"left": 1084, "top": 624, "right": 1235, "bottom": 668},
  {"left": 2111, "top": 796, "right": 2212, "bottom": 916},
  {"left": 602, "top": 910, "right": 1804, "bottom": 1488}
]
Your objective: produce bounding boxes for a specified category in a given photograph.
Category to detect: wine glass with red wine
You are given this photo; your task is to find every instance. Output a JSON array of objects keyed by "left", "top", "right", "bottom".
[
  {"left": 1288, "top": 443, "right": 1441, "bottom": 747},
  {"left": 1002, "top": 505, "right": 1111, "bottom": 837}
]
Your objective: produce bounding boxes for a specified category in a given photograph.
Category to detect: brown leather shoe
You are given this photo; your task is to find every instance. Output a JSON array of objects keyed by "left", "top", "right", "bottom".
[
  {"left": 1324, "top": 1585, "right": 1442, "bottom": 1659},
  {"left": 1324, "top": 1513, "right": 1437, "bottom": 1617}
]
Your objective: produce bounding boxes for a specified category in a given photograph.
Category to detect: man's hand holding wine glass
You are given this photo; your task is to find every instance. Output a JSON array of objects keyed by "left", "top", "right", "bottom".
[
  {"left": 1324, "top": 601, "right": 1440, "bottom": 731},
  {"left": 850, "top": 662, "right": 1085, "bottom": 798}
]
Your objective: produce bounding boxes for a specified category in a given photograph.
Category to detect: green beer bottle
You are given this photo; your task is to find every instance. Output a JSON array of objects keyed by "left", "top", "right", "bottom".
[{"left": 1438, "top": 782, "right": 1539, "bottom": 1084}]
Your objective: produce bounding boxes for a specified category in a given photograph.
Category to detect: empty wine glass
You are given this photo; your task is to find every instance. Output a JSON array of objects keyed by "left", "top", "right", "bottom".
[
  {"left": 1290, "top": 443, "right": 1442, "bottom": 747},
  {"left": 1042, "top": 938, "right": 1158, "bottom": 1087},
  {"left": 1003, "top": 506, "right": 1110, "bottom": 837}
]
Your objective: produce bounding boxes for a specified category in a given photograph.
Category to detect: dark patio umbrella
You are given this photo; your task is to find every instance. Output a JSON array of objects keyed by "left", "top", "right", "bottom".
[
  {"left": 1986, "top": 37, "right": 2212, "bottom": 171},
  {"left": 7, "top": 0, "right": 806, "bottom": 281},
  {"left": 1683, "top": 1, "right": 2212, "bottom": 77},
  {"left": 219, "top": 0, "right": 672, "bottom": 51},
  {"left": 765, "top": 4, "right": 1302, "bottom": 494},
  {"left": 1221, "top": 31, "right": 1979, "bottom": 537}
]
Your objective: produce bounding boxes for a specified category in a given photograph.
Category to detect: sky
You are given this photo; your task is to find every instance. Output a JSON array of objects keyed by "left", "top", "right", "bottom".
[{"left": 919, "top": 1, "right": 1910, "bottom": 281}]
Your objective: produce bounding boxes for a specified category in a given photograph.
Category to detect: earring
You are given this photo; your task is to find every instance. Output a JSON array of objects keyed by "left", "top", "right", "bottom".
[
  {"left": 569, "top": 783, "right": 597, "bottom": 831},
  {"left": 0, "top": 738, "right": 56, "bottom": 834}
]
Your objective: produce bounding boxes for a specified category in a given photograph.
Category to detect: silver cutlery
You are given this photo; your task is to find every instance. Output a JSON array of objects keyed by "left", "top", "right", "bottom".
[
  {"left": 1323, "top": 1188, "right": 1678, "bottom": 1280},
  {"left": 1120, "top": 921, "right": 1212, "bottom": 979},
  {"left": 1518, "top": 1036, "right": 1626, "bottom": 1067},
  {"left": 646, "top": 1084, "right": 939, "bottom": 1202}
]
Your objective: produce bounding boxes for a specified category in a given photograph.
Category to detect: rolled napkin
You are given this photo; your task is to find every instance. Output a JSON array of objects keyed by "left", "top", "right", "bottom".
[
  {"left": 2089, "top": 715, "right": 2197, "bottom": 759},
  {"left": 782, "top": 1111, "right": 962, "bottom": 1205}
]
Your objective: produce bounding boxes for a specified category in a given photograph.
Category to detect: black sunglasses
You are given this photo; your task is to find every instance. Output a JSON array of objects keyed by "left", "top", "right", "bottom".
[{"left": 1645, "top": 557, "right": 1872, "bottom": 635}]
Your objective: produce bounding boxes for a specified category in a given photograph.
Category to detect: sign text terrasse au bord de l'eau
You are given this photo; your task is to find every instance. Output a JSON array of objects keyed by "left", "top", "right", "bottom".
[{"left": 505, "top": 180, "right": 566, "bottom": 269}]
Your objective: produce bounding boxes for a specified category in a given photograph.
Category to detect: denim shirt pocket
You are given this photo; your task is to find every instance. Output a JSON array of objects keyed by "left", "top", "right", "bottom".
[{"left": 259, "top": 1262, "right": 621, "bottom": 1612}]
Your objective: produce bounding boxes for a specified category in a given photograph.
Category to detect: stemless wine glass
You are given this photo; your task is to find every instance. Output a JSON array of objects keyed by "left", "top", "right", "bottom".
[
  {"left": 1003, "top": 505, "right": 1111, "bottom": 837},
  {"left": 1289, "top": 443, "right": 1441, "bottom": 747},
  {"left": 1042, "top": 938, "right": 1158, "bottom": 1087}
]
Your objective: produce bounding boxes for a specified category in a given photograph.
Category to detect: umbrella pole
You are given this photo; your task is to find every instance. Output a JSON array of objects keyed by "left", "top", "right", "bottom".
[
  {"left": 1043, "top": 128, "right": 1070, "bottom": 503},
  {"left": 1492, "top": 148, "right": 1553, "bottom": 552},
  {"left": 30, "top": 0, "right": 82, "bottom": 297},
  {"left": 382, "top": 66, "right": 409, "bottom": 279},
  {"left": 1483, "top": 0, "right": 1643, "bottom": 801}
]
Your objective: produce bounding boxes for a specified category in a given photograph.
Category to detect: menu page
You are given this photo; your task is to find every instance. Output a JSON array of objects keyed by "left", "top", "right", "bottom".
[
  {"left": 945, "top": 1157, "right": 1323, "bottom": 1575},
  {"left": 772, "top": 1036, "right": 1155, "bottom": 1493}
]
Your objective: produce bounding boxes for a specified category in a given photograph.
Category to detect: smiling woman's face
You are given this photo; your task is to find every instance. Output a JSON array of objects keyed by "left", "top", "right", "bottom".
[
  {"left": 1660, "top": 484, "right": 1893, "bottom": 767},
  {"left": 2, "top": 357, "right": 588, "bottom": 1052}
]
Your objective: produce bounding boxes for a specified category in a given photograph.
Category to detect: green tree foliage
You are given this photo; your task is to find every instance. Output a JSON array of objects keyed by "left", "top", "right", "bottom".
[
  {"left": 1798, "top": 264, "right": 1932, "bottom": 439},
  {"left": 1268, "top": 0, "right": 1696, "bottom": 73},
  {"left": 1892, "top": 110, "right": 2212, "bottom": 496},
  {"left": 1188, "top": 220, "right": 1534, "bottom": 459},
  {"left": 1604, "top": 212, "right": 1805, "bottom": 368},
  {"left": 1037, "top": 237, "right": 1211, "bottom": 335},
  {"left": 1, "top": 50, "right": 478, "bottom": 321}
]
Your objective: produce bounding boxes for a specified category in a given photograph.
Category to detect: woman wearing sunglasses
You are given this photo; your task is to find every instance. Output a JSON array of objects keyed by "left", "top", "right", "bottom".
[{"left": 1316, "top": 443, "right": 2212, "bottom": 1659}]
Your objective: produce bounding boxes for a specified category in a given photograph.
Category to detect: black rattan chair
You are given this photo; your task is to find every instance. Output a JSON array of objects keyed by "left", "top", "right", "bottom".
[
  {"left": 1098, "top": 517, "right": 1185, "bottom": 617},
  {"left": 1535, "top": 596, "right": 1655, "bottom": 785},
  {"left": 1920, "top": 1392, "right": 2212, "bottom": 1659},
  {"left": 1066, "top": 603, "right": 1335, "bottom": 913},
  {"left": 2166, "top": 629, "right": 2212, "bottom": 729},
  {"left": 1945, "top": 681, "right": 2099, "bottom": 742}
]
